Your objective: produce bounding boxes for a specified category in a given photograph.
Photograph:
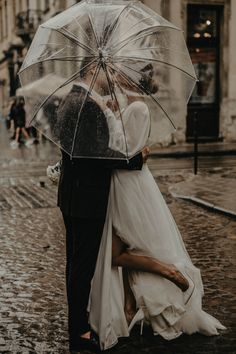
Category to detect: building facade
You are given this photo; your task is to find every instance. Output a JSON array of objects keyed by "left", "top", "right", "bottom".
[
  {"left": 143, "top": 0, "right": 236, "bottom": 144},
  {"left": 0, "top": 0, "right": 235, "bottom": 144},
  {"left": 0, "top": 0, "right": 67, "bottom": 114}
]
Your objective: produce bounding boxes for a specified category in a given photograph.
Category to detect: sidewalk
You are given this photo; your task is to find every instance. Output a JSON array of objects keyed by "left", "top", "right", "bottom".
[
  {"left": 151, "top": 141, "right": 236, "bottom": 158},
  {"left": 169, "top": 168, "right": 236, "bottom": 218}
]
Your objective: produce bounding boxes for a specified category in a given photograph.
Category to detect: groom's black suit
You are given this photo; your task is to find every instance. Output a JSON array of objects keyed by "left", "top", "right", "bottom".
[{"left": 57, "top": 84, "right": 143, "bottom": 350}]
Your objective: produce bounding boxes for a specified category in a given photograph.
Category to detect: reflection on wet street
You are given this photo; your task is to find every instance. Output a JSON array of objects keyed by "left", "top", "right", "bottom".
[{"left": 0, "top": 117, "right": 60, "bottom": 165}]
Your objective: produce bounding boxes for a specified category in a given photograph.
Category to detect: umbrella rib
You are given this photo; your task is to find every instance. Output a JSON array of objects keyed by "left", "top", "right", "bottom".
[
  {"left": 25, "top": 58, "right": 98, "bottom": 127},
  {"left": 19, "top": 56, "right": 95, "bottom": 73},
  {"left": 106, "top": 61, "right": 152, "bottom": 136},
  {"left": 121, "top": 45, "right": 192, "bottom": 55},
  {"left": 186, "top": 80, "right": 197, "bottom": 104},
  {"left": 87, "top": 7, "right": 100, "bottom": 49},
  {"left": 107, "top": 62, "right": 177, "bottom": 130},
  {"left": 55, "top": 28, "right": 96, "bottom": 55},
  {"left": 60, "top": 26, "right": 96, "bottom": 54},
  {"left": 114, "top": 56, "right": 197, "bottom": 81},
  {"left": 61, "top": 26, "right": 96, "bottom": 53},
  {"left": 103, "top": 2, "right": 134, "bottom": 48},
  {"left": 109, "top": 15, "right": 154, "bottom": 48},
  {"left": 70, "top": 62, "right": 101, "bottom": 157},
  {"left": 73, "top": 15, "right": 94, "bottom": 45},
  {"left": 103, "top": 64, "right": 115, "bottom": 101},
  {"left": 110, "top": 25, "right": 181, "bottom": 55},
  {"left": 104, "top": 66, "right": 129, "bottom": 159}
]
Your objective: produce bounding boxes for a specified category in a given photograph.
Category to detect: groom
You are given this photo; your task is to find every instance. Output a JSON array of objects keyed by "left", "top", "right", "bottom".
[{"left": 56, "top": 62, "right": 149, "bottom": 353}]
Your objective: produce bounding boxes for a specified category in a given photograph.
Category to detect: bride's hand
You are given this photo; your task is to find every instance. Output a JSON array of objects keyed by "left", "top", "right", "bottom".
[{"left": 142, "top": 146, "right": 150, "bottom": 163}]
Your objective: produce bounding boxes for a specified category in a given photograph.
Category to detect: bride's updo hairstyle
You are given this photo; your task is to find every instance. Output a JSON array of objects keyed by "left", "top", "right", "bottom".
[{"left": 139, "top": 64, "right": 159, "bottom": 95}]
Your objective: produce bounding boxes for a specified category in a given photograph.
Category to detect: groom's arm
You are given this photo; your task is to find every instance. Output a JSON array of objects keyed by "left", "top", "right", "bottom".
[
  {"left": 85, "top": 101, "right": 144, "bottom": 170},
  {"left": 61, "top": 149, "right": 145, "bottom": 170},
  {"left": 99, "top": 152, "right": 143, "bottom": 170},
  {"left": 67, "top": 149, "right": 148, "bottom": 170}
]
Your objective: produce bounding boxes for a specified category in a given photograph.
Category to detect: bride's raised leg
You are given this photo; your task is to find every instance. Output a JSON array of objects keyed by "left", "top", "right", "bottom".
[{"left": 112, "top": 231, "right": 189, "bottom": 292}]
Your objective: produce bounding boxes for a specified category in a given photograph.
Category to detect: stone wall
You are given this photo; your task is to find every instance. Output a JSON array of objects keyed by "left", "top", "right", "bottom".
[{"left": 222, "top": 0, "right": 236, "bottom": 142}]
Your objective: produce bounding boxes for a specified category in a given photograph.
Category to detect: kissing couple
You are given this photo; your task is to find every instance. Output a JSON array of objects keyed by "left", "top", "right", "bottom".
[{"left": 47, "top": 61, "right": 226, "bottom": 353}]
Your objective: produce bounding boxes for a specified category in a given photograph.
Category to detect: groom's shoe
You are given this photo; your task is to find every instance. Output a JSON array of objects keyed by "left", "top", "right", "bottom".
[{"left": 70, "top": 331, "right": 101, "bottom": 353}]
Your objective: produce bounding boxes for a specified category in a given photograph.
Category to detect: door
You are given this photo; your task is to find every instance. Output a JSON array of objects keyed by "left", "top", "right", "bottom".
[{"left": 186, "top": 4, "right": 222, "bottom": 141}]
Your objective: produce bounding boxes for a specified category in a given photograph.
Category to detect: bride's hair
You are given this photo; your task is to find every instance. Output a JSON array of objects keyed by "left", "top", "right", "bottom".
[{"left": 139, "top": 64, "right": 159, "bottom": 94}]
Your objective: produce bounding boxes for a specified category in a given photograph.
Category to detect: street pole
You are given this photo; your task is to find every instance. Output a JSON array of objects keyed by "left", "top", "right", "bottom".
[{"left": 193, "top": 111, "right": 198, "bottom": 175}]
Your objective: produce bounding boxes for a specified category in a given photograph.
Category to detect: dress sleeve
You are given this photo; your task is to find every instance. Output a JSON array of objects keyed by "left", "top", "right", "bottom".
[
  {"left": 123, "top": 101, "right": 150, "bottom": 157},
  {"left": 104, "top": 108, "right": 127, "bottom": 153}
]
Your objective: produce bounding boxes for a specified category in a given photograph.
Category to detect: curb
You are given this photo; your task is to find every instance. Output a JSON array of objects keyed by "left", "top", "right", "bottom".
[
  {"left": 150, "top": 149, "right": 236, "bottom": 158},
  {"left": 173, "top": 194, "right": 236, "bottom": 219}
]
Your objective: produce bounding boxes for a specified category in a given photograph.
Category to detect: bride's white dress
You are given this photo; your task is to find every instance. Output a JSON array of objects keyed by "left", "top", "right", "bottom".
[{"left": 88, "top": 101, "right": 226, "bottom": 350}]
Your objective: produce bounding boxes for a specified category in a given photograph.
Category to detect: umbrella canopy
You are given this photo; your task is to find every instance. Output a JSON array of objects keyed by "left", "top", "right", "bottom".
[
  {"left": 19, "top": 0, "right": 197, "bottom": 159},
  {"left": 16, "top": 74, "right": 70, "bottom": 97}
]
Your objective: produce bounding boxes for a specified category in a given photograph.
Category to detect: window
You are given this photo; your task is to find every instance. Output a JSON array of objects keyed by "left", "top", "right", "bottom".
[
  {"left": 187, "top": 5, "right": 222, "bottom": 139},
  {"left": 188, "top": 9, "right": 217, "bottom": 40},
  {"left": 187, "top": 6, "right": 219, "bottom": 104}
]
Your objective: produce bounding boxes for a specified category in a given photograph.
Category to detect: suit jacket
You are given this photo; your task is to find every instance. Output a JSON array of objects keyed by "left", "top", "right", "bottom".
[{"left": 57, "top": 84, "right": 143, "bottom": 219}]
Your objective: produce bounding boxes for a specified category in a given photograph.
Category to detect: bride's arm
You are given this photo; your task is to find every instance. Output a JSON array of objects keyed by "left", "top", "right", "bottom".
[
  {"left": 104, "top": 107, "right": 128, "bottom": 152},
  {"left": 123, "top": 101, "right": 150, "bottom": 156},
  {"left": 93, "top": 95, "right": 127, "bottom": 152}
]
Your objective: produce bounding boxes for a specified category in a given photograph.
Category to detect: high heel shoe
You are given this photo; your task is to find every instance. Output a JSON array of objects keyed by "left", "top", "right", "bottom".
[{"left": 128, "top": 308, "right": 145, "bottom": 335}]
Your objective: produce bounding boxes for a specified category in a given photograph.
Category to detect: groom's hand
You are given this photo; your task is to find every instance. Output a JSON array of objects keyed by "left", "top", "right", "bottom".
[{"left": 142, "top": 146, "right": 150, "bottom": 163}]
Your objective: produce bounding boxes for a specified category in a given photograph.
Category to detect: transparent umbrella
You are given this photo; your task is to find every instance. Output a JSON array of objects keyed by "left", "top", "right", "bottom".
[{"left": 18, "top": 0, "right": 197, "bottom": 159}]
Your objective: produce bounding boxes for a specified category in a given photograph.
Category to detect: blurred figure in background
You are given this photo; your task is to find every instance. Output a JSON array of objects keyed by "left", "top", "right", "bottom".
[
  {"left": 10, "top": 98, "right": 34, "bottom": 149},
  {"left": 6, "top": 98, "right": 17, "bottom": 138}
]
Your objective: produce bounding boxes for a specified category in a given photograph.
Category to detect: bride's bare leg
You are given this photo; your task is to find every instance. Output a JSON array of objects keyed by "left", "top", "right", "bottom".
[
  {"left": 122, "top": 268, "right": 137, "bottom": 325},
  {"left": 112, "top": 232, "right": 189, "bottom": 292},
  {"left": 112, "top": 228, "right": 137, "bottom": 324}
]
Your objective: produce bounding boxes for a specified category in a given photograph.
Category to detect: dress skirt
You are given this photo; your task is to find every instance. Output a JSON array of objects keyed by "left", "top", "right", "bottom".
[{"left": 88, "top": 164, "right": 226, "bottom": 350}]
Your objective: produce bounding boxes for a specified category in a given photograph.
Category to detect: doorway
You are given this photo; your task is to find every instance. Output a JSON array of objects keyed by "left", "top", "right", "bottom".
[{"left": 186, "top": 4, "right": 222, "bottom": 141}]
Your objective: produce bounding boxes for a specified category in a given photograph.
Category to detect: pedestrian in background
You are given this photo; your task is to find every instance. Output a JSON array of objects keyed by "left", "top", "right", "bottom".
[
  {"left": 6, "top": 98, "right": 17, "bottom": 137},
  {"left": 10, "top": 98, "right": 34, "bottom": 149}
]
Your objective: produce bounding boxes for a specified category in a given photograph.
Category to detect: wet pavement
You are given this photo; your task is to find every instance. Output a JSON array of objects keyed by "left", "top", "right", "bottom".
[
  {"left": 150, "top": 141, "right": 236, "bottom": 157},
  {"left": 169, "top": 169, "right": 236, "bottom": 217},
  {"left": 0, "top": 119, "right": 235, "bottom": 353}
]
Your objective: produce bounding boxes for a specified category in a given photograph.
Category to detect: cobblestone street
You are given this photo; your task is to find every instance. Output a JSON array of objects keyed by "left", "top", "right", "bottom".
[{"left": 0, "top": 123, "right": 235, "bottom": 353}]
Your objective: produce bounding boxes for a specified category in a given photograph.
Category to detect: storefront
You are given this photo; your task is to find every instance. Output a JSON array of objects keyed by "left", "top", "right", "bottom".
[
  {"left": 186, "top": 4, "right": 222, "bottom": 141},
  {"left": 144, "top": 0, "right": 235, "bottom": 144}
]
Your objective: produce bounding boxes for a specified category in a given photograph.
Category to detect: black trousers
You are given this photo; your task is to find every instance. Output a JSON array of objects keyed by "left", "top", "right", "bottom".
[{"left": 62, "top": 213, "right": 105, "bottom": 349}]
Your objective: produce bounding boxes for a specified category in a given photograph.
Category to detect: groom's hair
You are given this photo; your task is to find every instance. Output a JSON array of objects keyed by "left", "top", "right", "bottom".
[{"left": 139, "top": 64, "right": 159, "bottom": 95}]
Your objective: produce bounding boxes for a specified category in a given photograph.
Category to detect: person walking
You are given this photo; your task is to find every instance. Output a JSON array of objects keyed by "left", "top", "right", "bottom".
[
  {"left": 8, "top": 98, "right": 17, "bottom": 139},
  {"left": 10, "top": 98, "right": 34, "bottom": 149}
]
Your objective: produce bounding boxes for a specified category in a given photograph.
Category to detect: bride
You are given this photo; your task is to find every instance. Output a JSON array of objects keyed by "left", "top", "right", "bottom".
[{"left": 88, "top": 70, "right": 226, "bottom": 351}]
